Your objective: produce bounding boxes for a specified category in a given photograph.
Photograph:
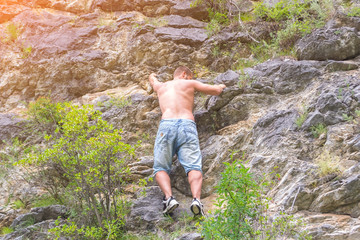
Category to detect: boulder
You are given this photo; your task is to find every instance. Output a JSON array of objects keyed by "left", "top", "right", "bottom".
[
  {"left": 154, "top": 27, "right": 208, "bottom": 46},
  {"left": 10, "top": 205, "right": 68, "bottom": 230},
  {"left": 126, "top": 186, "right": 191, "bottom": 231},
  {"left": 252, "top": 109, "right": 299, "bottom": 149},
  {"left": 170, "top": 0, "right": 208, "bottom": 21},
  {"left": 296, "top": 27, "right": 360, "bottom": 61},
  {"left": 246, "top": 59, "right": 322, "bottom": 94},
  {"left": 175, "top": 233, "right": 203, "bottom": 240},
  {"left": 162, "top": 15, "right": 206, "bottom": 29},
  {"left": 0, "top": 114, "right": 24, "bottom": 145},
  {"left": 310, "top": 174, "right": 360, "bottom": 217},
  {"left": 2, "top": 219, "right": 56, "bottom": 240}
]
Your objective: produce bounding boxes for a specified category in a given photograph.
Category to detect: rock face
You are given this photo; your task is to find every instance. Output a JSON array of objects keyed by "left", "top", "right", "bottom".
[
  {"left": 0, "top": 0, "right": 213, "bottom": 111},
  {"left": 296, "top": 27, "right": 360, "bottom": 61},
  {"left": 1, "top": 0, "right": 360, "bottom": 239}
]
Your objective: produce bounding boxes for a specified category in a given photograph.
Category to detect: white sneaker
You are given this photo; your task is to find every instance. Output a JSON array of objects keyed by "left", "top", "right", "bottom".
[
  {"left": 190, "top": 198, "right": 205, "bottom": 216},
  {"left": 162, "top": 196, "right": 179, "bottom": 215}
]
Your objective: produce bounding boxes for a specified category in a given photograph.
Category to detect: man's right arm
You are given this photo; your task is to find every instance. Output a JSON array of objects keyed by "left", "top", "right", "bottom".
[{"left": 192, "top": 81, "right": 226, "bottom": 96}]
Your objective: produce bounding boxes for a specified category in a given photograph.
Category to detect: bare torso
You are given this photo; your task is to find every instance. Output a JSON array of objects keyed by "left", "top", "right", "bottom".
[
  {"left": 149, "top": 73, "right": 225, "bottom": 120},
  {"left": 156, "top": 80, "right": 195, "bottom": 120}
]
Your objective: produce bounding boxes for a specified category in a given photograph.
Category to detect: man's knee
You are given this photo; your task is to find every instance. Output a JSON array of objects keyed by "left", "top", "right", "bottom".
[{"left": 188, "top": 170, "right": 203, "bottom": 179}]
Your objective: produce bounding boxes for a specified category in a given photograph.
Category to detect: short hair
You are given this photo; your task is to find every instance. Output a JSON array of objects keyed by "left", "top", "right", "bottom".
[{"left": 173, "top": 66, "right": 193, "bottom": 79}]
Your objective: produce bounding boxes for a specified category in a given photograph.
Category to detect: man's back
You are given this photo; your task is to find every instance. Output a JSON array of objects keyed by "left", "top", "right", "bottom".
[
  {"left": 156, "top": 80, "right": 196, "bottom": 120},
  {"left": 149, "top": 72, "right": 225, "bottom": 121}
]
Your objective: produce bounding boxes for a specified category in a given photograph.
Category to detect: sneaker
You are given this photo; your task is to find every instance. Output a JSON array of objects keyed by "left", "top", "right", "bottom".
[
  {"left": 162, "top": 196, "right": 179, "bottom": 215},
  {"left": 190, "top": 198, "right": 205, "bottom": 216}
]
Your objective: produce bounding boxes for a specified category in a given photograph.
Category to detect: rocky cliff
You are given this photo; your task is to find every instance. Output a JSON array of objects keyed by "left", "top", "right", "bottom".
[{"left": 1, "top": 0, "right": 360, "bottom": 239}]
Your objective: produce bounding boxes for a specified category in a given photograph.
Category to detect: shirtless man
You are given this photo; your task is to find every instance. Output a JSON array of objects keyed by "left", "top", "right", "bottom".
[{"left": 149, "top": 66, "right": 226, "bottom": 216}]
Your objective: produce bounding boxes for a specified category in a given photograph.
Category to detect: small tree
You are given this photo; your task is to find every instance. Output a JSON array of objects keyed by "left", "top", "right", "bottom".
[
  {"left": 18, "top": 103, "right": 135, "bottom": 236},
  {"left": 201, "top": 156, "right": 311, "bottom": 239}
]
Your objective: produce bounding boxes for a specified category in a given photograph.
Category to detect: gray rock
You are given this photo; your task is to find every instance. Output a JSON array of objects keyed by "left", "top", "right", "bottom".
[
  {"left": 126, "top": 186, "right": 189, "bottom": 231},
  {"left": 315, "top": 91, "right": 347, "bottom": 115},
  {"left": 214, "top": 70, "right": 240, "bottom": 87},
  {"left": 349, "top": 134, "right": 360, "bottom": 152},
  {"left": 252, "top": 110, "right": 299, "bottom": 148},
  {"left": 214, "top": 95, "right": 249, "bottom": 129},
  {"left": 154, "top": 27, "right": 208, "bottom": 46},
  {"left": 175, "top": 232, "right": 203, "bottom": 240},
  {"left": 0, "top": 114, "right": 24, "bottom": 145},
  {"left": 247, "top": 59, "right": 322, "bottom": 94},
  {"left": 302, "top": 111, "right": 324, "bottom": 130},
  {"left": 170, "top": 0, "right": 208, "bottom": 21},
  {"left": 310, "top": 174, "right": 360, "bottom": 217},
  {"left": 325, "top": 61, "right": 359, "bottom": 72},
  {"left": 10, "top": 205, "right": 68, "bottom": 230},
  {"left": 2, "top": 219, "right": 56, "bottom": 240},
  {"left": 296, "top": 27, "right": 360, "bottom": 61},
  {"left": 162, "top": 15, "right": 206, "bottom": 29},
  {"left": 194, "top": 110, "right": 216, "bottom": 141},
  {"left": 206, "top": 86, "right": 243, "bottom": 111}
]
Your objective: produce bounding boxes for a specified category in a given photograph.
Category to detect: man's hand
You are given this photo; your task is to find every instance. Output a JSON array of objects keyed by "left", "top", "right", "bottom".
[
  {"left": 149, "top": 73, "right": 162, "bottom": 92},
  {"left": 149, "top": 73, "right": 157, "bottom": 83}
]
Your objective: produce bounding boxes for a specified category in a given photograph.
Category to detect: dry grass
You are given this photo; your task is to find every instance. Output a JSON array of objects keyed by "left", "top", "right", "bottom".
[{"left": 315, "top": 150, "right": 344, "bottom": 177}]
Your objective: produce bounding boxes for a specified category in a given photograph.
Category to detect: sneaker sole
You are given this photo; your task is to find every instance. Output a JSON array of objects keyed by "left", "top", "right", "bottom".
[
  {"left": 190, "top": 204, "right": 201, "bottom": 215},
  {"left": 163, "top": 202, "right": 179, "bottom": 215}
]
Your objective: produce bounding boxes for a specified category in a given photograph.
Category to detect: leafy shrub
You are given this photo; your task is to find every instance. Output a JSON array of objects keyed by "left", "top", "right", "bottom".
[
  {"left": 347, "top": 7, "right": 360, "bottom": 17},
  {"left": 13, "top": 199, "right": 26, "bottom": 209},
  {"left": 274, "top": 20, "right": 312, "bottom": 49},
  {"left": 26, "top": 96, "right": 63, "bottom": 137},
  {"left": 0, "top": 227, "right": 14, "bottom": 236},
  {"left": 201, "top": 157, "right": 311, "bottom": 239},
  {"left": 206, "top": 9, "right": 229, "bottom": 36},
  {"left": 295, "top": 106, "right": 309, "bottom": 128},
  {"left": 30, "top": 194, "right": 60, "bottom": 208},
  {"left": 50, "top": 218, "right": 126, "bottom": 240},
  {"left": 310, "top": 123, "right": 327, "bottom": 138},
  {"left": 17, "top": 102, "right": 135, "bottom": 238},
  {"left": 254, "top": 0, "right": 308, "bottom": 22},
  {"left": 191, "top": 0, "right": 230, "bottom": 36}
]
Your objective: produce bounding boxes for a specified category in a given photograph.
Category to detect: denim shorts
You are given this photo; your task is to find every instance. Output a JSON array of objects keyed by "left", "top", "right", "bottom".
[{"left": 153, "top": 119, "right": 202, "bottom": 176}]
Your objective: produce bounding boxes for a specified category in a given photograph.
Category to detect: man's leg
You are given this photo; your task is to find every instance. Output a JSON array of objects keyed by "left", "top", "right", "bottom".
[
  {"left": 188, "top": 170, "right": 203, "bottom": 200},
  {"left": 155, "top": 170, "right": 172, "bottom": 199}
]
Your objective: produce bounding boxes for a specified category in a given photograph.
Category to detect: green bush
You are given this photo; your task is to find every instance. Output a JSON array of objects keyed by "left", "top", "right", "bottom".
[
  {"left": 254, "top": 0, "right": 308, "bottom": 22},
  {"left": 347, "top": 7, "right": 360, "bottom": 17},
  {"left": 274, "top": 20, "right": 312, "bottom": 49},
  {"left": 201, "top": 157, "right": 311, "bottom": 239},
  {"left": 26, "top": 96, "right": 63, "bottom": 137},
  {"left": 206, "top": 9, "right": 229, "bottom": 36},
  {"left": 0, "top": 227, "right": 14, "bottom": 236},
  {"left": 295, "top": 106, "right": 309, "bottom": 128},
  {"left": 17, "top": 102, "right": 135, "bottom": 238},
  {"left": 310, "top": 123, "right": 327, "bottom": 138}
]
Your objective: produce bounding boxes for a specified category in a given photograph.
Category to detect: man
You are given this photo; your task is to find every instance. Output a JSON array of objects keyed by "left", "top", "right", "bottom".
[{"left": 149, "top": 66, "right": 226, "bottom": 216}]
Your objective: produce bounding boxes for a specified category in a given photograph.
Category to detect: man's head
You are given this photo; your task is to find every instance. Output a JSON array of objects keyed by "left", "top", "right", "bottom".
[{"left": 173, "top": 66, "right": 193, "bottom": 80}]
